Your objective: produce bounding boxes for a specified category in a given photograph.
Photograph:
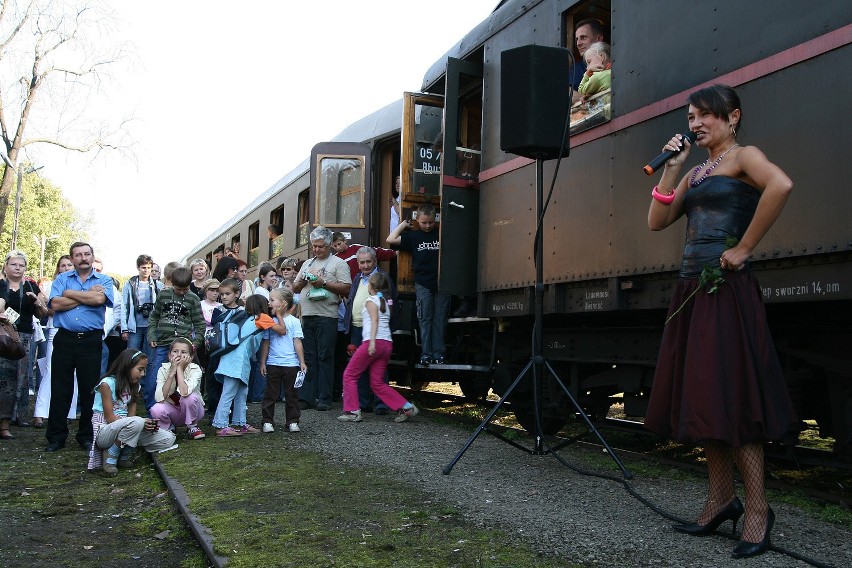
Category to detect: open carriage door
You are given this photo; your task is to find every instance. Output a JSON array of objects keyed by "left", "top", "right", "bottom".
[
  {"left": 310, "top": 142, "right": 372, "bottom": 246},
  {"left": 399, "top": 92, "right": 445, "bottom": 293},
  {"left": 438, "top": 57, "right": 483, "bottom": 297}
]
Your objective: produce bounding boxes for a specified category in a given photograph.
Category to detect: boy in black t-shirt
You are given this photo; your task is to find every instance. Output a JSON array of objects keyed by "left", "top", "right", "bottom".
[{"left": 387, "top": 203, "right": 450, "bottom": 365}]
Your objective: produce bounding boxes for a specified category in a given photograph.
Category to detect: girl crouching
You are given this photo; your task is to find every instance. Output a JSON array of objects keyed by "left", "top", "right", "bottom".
[{"left": 87, "top": 349, "right": 176, "bottom": 476}]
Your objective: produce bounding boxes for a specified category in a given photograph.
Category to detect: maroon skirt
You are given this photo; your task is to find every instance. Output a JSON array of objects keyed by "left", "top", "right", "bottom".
[{"left": 644, "top": 271, "right": 799, "bottom": 447}]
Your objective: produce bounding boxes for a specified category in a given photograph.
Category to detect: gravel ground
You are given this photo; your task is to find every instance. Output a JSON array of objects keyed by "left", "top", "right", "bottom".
[{"left": 268, "top": 403, "right": 849, "bottom": 568}]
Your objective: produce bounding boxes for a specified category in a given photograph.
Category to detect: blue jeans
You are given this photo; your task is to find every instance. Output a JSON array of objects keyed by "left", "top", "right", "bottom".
[
  {"left": 350, "top": 325, "right": 390, "bottom": 411},
  {"left": 415, "top": 283, "right": 450, "bottom": 358},
  {"left": 300, "top": 315, "right": 338, "bottom": 406},
  {"left": 212, "top": 376, "right": 247, "bottom": 428},
  {"left": 145, "top": 346, "right": 169, "bottom": 412},
  {"left": 127, "top": 327, "right": 154, "bottom": 361}
]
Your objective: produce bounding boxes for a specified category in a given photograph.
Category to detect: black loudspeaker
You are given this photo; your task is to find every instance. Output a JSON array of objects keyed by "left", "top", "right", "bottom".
[{"left": 500, "top": 45, "right": 572, "bottom": 160}]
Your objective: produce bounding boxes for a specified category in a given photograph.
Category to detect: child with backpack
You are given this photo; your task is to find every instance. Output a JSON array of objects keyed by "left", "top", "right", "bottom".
[{"left": 211, "top": 286, "right": 281, "bottom": 437}]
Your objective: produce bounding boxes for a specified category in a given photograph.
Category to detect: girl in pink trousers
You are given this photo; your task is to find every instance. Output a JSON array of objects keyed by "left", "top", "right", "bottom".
[
  {"left": 338, "top": 272, "right": 418, "bottom": 423},
  {"left": 149, "top": 338, "right": 206, "bottom": 440}
]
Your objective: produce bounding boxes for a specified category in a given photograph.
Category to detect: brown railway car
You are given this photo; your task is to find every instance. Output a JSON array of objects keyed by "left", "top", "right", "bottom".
[{"left": 187, "top": 0, "right": 852, "bottom": 458}]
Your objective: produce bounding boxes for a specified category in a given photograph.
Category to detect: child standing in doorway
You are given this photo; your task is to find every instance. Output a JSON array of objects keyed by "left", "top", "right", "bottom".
[{"left": 387, "top": 203, "right": 449, "bottom": 365}]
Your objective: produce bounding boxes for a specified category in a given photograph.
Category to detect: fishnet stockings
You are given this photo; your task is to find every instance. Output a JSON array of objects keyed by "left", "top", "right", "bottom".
[
  {"left": 697, "top": 441, "right": 736, "bottom": 525},
  {"left": 695, "top": 441, "right": 769, "bottom": 543},
  {"left": 733, "top": 442, "right": 769, "bottom": 543}
]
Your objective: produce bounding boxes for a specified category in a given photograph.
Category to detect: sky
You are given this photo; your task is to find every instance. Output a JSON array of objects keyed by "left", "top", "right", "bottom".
[{"left": 30, "top": 0, "right": 498, "bottom": 274}]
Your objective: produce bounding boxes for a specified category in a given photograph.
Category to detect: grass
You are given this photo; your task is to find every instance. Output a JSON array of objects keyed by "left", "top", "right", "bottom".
[
  {"left": 158, "top": 431, "right": 579, "bottom": 568},
  {"left": 0, "top": 423, "right": 205, "bottom": 568}
]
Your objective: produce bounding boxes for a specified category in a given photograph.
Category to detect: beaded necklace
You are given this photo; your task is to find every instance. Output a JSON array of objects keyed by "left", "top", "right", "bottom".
[{"left": 689, "top": 143, "right": 739, "bottom": 187}]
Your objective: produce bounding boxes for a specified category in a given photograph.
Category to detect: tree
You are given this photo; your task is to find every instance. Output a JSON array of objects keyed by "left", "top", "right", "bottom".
[
  {"left": 0, "top": 164, "right": 89, "bottom": 279},
  {"left": 0, "top": 0, "right": 132, "bottom": 235}
]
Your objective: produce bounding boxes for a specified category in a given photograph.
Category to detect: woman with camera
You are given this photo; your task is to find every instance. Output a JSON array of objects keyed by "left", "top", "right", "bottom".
[{"left": 119, "top": 254, "right": 163, "bottom": 367}]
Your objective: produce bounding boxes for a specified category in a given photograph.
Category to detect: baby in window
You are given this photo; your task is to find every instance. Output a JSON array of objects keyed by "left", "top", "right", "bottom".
[{"left": 578, "top": 42, "right": 611, "bottom": 101}]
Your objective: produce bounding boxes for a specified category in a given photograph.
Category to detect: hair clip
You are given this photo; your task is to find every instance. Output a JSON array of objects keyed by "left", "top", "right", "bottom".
[
  {"left": 131, "top": 350, "right": 145, "bottom": 360},
  {"left": 376, "top": 292, "right": 384, "bottom": 298}
]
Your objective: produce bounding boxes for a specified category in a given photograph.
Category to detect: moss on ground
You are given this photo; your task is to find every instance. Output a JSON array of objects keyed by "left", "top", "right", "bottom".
[{"left": 158, "top": 431, "right": 578, "bottom": 568}]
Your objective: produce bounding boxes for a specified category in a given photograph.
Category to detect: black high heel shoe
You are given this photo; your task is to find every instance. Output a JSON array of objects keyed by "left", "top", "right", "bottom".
[
  {"left": 672, "top": 497, "right": 744, "bottom": 536},
  {"left": 731, "top": 507, "right": 774, "bottom": 559}
]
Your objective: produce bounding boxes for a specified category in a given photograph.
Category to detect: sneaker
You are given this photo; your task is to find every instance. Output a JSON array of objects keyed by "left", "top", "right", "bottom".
[
  {"left": 287, "top": 423, "right": 301, "bottom": 433},
  {"left": 337, "top": 410, "right": 362, "bottom": 422},
  {"left": 262, "top": 423, "right": 275, "bottom": 433},
  {"left": 433, "top": 356, "right": 446, "bottom": 365},
  {"left": 395, "top": 405, "right": 419, "bottom": 423},
  {"left": 373, "top": 406, "right": 390, "bottom": 416},
  {"left": 102, "top": 450, "right": 118, "bottom": 476},
  {"left": 216, "top": 427, "right": 243, "bottom": 437},
  {"left": 238, "top": 424, "right": 260, "bottom": 434},
  {"left": 187, "top": 426, "right": 206, "bottom": 440},
  {"left": 419, "top": 354, "right": 431, "bottom": 366},
  {"left": 315, "top": 402, "right": 330, "bottom": 411}
]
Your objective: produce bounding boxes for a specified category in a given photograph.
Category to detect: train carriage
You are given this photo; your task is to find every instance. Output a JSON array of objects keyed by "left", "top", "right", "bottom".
[{"left": 186, "top": 0, "right": 852, "bottom": 457}]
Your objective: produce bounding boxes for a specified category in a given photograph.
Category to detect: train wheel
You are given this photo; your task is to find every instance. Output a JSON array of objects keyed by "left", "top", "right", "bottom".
[
  {"left": 459, "top": 374, "right": 492, "bottom": 401},
  {"left": 511, "top": 400, "right": 569, "bottom": 436}
]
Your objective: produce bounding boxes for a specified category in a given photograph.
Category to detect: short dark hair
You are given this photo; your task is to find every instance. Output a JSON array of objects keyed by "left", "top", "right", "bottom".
[
  {"left": 267, "top": 224, "right": 281, "bottom": 235},
  {"left": 331, "top": 232, "right": 346, "bottom": 242},
  {"left": 70, "top": 241, "right": 93, "bottom": 256},
  {"left": 136, "top": 254, "right": 153, "bottom": 267},
  {"left": 244, "top": 294, "right": 269, "bottom": 317},
  {"left": 214, "top": 245, "right": 225, "bottom": 254},
  {"left": 688, "top": 84, "right": 742, "bottom": 133},
  {"left": 575, "top": 18, "right": 606, "bottom": 39},
  {"left": 258, "top": 263, "right": 276, "bottom": 278},
  {"left": 170, "top": 266, "right": 192, "bottom": 287}
]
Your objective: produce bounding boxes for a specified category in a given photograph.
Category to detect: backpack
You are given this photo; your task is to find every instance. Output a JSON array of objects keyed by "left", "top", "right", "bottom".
[{"left": 204, "top": 309, "right": 256, "bottom": 358}]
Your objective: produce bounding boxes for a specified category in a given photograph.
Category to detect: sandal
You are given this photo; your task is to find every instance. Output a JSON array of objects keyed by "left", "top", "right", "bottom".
[{"left": 0, "top": 429, "right": 14, "bottom": 440}]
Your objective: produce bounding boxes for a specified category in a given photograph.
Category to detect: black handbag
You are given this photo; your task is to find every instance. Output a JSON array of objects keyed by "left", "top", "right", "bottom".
[{"left": 0, "top": 320, "right": 26, "bottom": 360}]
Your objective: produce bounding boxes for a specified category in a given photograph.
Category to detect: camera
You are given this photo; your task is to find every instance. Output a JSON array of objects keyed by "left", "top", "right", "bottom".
[
  {"left": 304, "top": 273, "right": 318, "bottom": 282},
  {"left": 138, "top": 302, "right": 154, "bottom": 318}
]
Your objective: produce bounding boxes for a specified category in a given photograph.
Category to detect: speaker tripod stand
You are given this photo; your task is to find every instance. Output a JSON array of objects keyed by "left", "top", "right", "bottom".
[{"left": 442, "top": 158, "right": 633, "bottom": 479}]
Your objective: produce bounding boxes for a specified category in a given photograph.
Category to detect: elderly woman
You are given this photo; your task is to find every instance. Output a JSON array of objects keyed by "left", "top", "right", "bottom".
[
  {"left": 0, "top": 250, "right": 48, "bottom": 439},
  {"left": 645, "top": 85, "right": 799, "bottom": 559},
  {"left": 188, "top": 258, "right": 209, "bottom": 298}
]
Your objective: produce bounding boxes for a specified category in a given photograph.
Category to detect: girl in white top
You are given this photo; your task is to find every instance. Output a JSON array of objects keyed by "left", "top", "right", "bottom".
[
  {"left": 338, "top": 272, "right": 418, "bottom": 423},
  {"left": 149, "top": 338, "right": 206, "bottom": 440}
]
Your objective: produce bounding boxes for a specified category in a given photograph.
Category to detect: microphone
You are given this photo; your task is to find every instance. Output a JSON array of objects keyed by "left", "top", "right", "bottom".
[{"left": 643, "top": 132, "right": 697, "bottom": 175}]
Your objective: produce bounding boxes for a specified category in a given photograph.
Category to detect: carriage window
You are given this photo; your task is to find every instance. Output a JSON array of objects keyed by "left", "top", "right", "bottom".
[
  {"left": 315, "top": 156, "right": 365, "bottom": 227},
  {"left": 564, "top": 1, "right": 612, "bottom": 135},
  {"left": 297, "top": 190, "right": 309, "bottom": 247},
  {"left": 269, "top": 205, "right": 285, "bottom": 259},
  {"left": 412, "top": 103, "right": 443, "bottom": 197},
  {"left": 248, "top": 222, "right": 259, "bottom": 267},
  {"left": 230, "top": 234, "right": 241, "bottom": 257}
]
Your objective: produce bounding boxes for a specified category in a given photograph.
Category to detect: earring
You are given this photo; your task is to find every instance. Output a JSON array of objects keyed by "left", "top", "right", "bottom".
[{"left": 730, "top": 123, "right": 737, "bottom": 137}]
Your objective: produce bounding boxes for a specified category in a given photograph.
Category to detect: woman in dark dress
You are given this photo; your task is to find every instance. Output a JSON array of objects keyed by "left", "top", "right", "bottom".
[{"left": 645, "top": 85, "right": 798, "bottom": 559}]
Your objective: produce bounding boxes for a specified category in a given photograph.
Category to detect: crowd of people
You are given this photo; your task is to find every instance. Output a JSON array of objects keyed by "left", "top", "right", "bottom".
[{"left": 0, "top": 221, "right": 438, "bottom": 477}]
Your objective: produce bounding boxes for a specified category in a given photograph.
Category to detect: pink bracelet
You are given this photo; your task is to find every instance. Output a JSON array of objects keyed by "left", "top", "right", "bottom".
[{"left": 652, "top": 185, "right": 676, "bottom": 204}]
